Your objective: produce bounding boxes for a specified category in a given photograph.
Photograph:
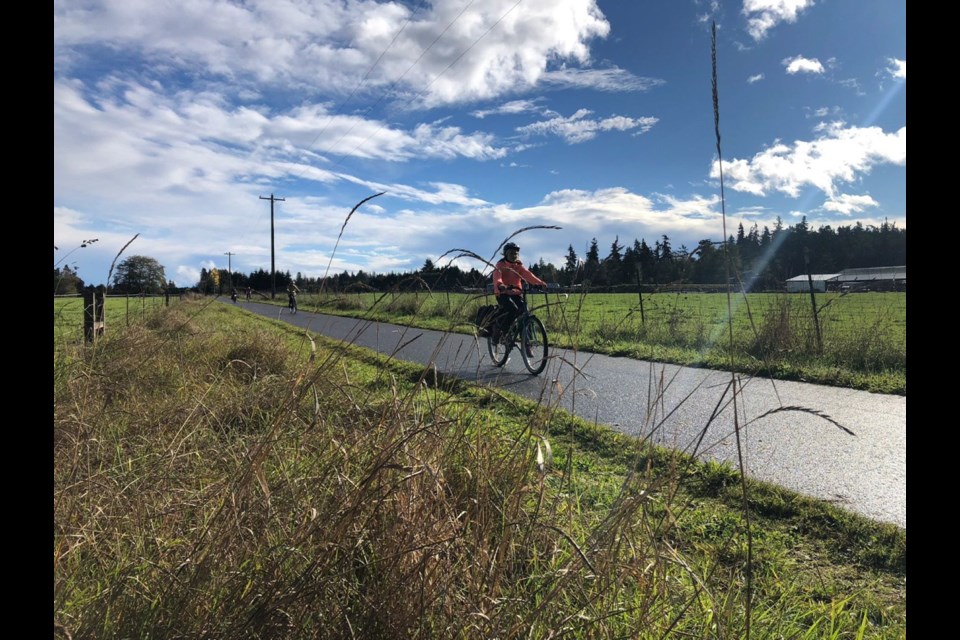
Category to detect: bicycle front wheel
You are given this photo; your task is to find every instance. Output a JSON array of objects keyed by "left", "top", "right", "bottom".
[
  {"left": 487, "top": 329, "right": 510, "bottom": 367},
  {"left": 521, "top": 316, "right": 548, "bottom": 375}
]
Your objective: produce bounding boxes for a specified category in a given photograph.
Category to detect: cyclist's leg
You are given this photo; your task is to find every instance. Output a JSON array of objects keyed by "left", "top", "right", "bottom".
[
  {"left": 511, "top": 297, "right": 536, "bottom": 354},
  {"left": 520, "top": 315, "right": 548, "bottom": 374},
  {"left": 498, "top": 296, "right": 521, "bottom": 340}
]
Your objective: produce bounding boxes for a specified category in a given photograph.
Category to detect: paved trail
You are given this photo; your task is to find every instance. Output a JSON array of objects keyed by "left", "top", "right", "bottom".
[{"left": 238, "top": 300, "right": 906, "bottom": 529}]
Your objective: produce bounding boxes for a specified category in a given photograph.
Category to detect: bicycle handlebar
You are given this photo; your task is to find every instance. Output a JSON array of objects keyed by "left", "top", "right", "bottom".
[{"left": 499, "top": 284, "right": 546, "bottom": 293}]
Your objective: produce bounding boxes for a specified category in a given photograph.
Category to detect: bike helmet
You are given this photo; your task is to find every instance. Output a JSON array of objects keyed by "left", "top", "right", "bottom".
[{"left": 503, "top": 242, "right": 520, "bottom": 255}]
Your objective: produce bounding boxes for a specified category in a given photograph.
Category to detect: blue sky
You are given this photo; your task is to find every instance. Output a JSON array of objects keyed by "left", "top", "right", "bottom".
[{"left": 54, "top": 0, "right": 906, "bottom": 287}]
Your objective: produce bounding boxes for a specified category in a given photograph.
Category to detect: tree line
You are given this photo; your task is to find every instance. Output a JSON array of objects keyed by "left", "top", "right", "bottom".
[
  {"left": 202, "top": 217, "right": 905, "bottom": 294},
  {"left": 56, "top": 218, "right": 904, "bottom": 296},
  {"left": 537, "top": 217, "right": 906, "bottom": 291}
]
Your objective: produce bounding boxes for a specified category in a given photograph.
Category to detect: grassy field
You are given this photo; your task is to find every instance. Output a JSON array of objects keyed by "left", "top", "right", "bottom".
[
  {"left": 54, "top": 298, "right": 905, "bottom": 638},
  {"left": 271, "top": 289, "right": 906, "bottom": 395},
  {"left": 53, "top": 294, "right": 171, "bottom": 343}
]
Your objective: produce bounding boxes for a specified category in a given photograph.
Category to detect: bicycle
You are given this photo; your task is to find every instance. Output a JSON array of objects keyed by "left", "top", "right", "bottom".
[
  {"left": 487, "top": 284, "right": 549, "bottom": 375},
  {"left": 288, "top": 293, "right": 298, "bottom": 314}
]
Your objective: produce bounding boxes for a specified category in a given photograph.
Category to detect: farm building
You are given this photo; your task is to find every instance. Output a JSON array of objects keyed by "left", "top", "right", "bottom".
[
  {"left": 784, "top": 266, "right": 906, "bottom": 292},
  {"left": 833, "top": 266, "right": 905, "bottom": 292},
  {"left": 785, "top": 273, "right": 840, "bottom": 293}
]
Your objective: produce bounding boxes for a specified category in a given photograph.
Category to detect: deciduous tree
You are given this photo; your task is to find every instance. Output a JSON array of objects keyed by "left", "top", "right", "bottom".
[{"left": 112, "top": 255, "right": 167, "bottom": 294}]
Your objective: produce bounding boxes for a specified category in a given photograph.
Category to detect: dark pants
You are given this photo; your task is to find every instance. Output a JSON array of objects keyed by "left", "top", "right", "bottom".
[{"left": 496, "top": 295, "right": 526, "bottom": 333}]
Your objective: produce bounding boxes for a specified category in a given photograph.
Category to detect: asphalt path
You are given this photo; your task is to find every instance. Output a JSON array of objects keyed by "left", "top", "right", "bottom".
[{"left": 235, "top": 300, "right": 906, "bottom": 529}]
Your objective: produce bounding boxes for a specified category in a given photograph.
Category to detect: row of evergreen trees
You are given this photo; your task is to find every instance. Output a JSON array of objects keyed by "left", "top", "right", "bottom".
[
  {"left": 541, "top": 217, "right": 905, "bottom": 290},
  {"left": 198, "top": 217, "right": 905, "bottom": 294}
]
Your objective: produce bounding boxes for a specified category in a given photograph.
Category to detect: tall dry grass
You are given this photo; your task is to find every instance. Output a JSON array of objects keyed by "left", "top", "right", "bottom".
[{"left": 54, "top": 300, "right": 905, "bottom": 639}]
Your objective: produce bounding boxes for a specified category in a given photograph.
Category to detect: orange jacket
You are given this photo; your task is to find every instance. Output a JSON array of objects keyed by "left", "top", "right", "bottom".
[{"left": 492, "top": 259, "right": 546, "bottom": 297}]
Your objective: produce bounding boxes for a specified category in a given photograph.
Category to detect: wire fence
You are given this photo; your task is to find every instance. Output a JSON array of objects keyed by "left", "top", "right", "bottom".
[
  {"left": 572, "top": 291, "right": 907, "bottom": 360},
  {"left": 296, "top": 289, "right": 906, "bottom": 373},
  {"left": 53, "top": 293, "right": 180, "bottom": 344}
]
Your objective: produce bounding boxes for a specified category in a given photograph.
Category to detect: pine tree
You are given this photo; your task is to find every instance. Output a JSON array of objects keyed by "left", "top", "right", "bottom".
[
  {"left": 606, "top": 236, "right": 623, "bottom": 285},
  {"left": 584, "top": 238, "right": 602, "bottom": 285},
  {"left": 563, "top": 245, "right": 580, "bottom": 285}
]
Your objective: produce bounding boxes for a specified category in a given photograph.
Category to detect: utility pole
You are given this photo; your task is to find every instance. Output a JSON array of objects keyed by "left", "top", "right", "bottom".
[
  {"left": 259, "top": 193, "right": 285, "bottom": 299},
  {"left": 224, "top": 252, "right": 235, "bottom": 290}
]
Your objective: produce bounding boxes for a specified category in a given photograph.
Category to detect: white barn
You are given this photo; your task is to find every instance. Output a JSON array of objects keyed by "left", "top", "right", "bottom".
[
  {"left": 785, "top": 273, "right": 840, "bottom": 293},
  {"left": 784, "top": 266, "right": 906, "bottom": 292}
]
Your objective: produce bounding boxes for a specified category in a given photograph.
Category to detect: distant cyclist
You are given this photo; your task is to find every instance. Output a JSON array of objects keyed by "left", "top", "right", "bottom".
[
  {"left": 245, "top": 286, "right": 252, "bottom": 301},
  {"left": 492, "top": 242, "right": 546, "bottom": 354},
  {"left": 287, "top": 283, "right": 300, "bottom": 314}
]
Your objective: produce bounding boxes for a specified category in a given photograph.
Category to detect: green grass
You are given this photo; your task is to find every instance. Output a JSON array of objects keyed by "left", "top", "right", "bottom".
[
  {"left": 54, "top": 294, "right": 171, "bottom": 343},
  {"left": 54, "top": 300, "right": 905, "bottom": 638},
  {"left": 269, "top": 290, "right": 906, "bottom": 395}
]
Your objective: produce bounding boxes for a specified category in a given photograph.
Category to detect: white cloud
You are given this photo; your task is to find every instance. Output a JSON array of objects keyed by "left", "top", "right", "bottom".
[
  {"left": 517, "top": 109, "right": 658, "bottom": 144},
  {"left": 783, "top": 55, "right": 824, "bottom": 75},
  {"left": 540, "top": 68, "right": 666, "bottom": 92},
  {"left": 56, "top": 0, "right": 615, "bottom": 109},
  {"left": 176, "top": 265, "right": 202, "bottom": 287},
  {"left": 54, "top": 78, "right": 509, "bottom": 208},
  {"left": 471, "top": 99, "right": 544, "bottom": 119},
  {"left": 808, "top": 106, "right": 831, "bottom": 118},
  {"left": 886, "top": 58, "right": 906, "bottom": 79},
  {"left": 822, "top": 193, "right": 878, "bottom": 214},
  {"left": 711, "top": 123, "right": 906, "bottom": 199},
  {"left": 742, "top": 0, "right": 816, "bottom": 41},
  {"left": 694, "top": 0, "right": 722, "bottom": 23},
  {"left": 747, "top": 73, "right": 764, "bottom": 84}
]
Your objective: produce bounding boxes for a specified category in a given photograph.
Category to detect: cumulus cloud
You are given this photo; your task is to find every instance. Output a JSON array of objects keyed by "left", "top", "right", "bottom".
[
  {"left": 742, "top": 0, "right": 816, "bottom": 41},
  {"left": 55, "top": 0, "right": 615, "bottom": 109},
  {"left": 783, "top": 55, "right": 824, "bottom": 75},
  {"left": 711, "top": 122, "right": 906, "bottom": 199},
  {"left": 517, "top": 109, "right": 658, "bottom": 143},
  {"left": 822, "top": 193, "right": 878, "bottom": 214}
]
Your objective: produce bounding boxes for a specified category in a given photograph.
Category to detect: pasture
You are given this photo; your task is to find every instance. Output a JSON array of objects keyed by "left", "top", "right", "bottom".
[
  {"left": 53, "top": 294, "right": 173, "bottom": 343},
  {"left": 292, "top": 289, "right": 907, "bottom": 394}
]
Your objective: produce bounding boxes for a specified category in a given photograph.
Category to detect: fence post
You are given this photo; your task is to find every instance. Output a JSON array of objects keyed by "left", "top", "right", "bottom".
[{"left": 83, "top": 286, "right": 105, "bottom": 343}]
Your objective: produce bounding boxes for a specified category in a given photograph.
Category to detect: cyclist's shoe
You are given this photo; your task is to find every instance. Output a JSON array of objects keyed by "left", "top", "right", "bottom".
[{"left": 525, "top": 345, "right": 534, "bottom": 358}]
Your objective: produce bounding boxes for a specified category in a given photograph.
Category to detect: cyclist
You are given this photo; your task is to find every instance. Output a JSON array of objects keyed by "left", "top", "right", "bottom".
[
  {"left": 287, "top": 283, "right": 300, "bottom": 314},
  {"left": 492, "top": 242, "right": 546, "bottom": 355}
]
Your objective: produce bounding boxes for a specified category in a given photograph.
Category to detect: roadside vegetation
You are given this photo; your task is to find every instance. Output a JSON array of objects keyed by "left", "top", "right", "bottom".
[
  {"left": 262, "top": 289, "right": 906, "bottom": 395},
  {"left": 54, "top": 293, "right": 169, "bottom": 343},
  {"left": 54, "top": 299, "right": 905, "bottom": 638}
]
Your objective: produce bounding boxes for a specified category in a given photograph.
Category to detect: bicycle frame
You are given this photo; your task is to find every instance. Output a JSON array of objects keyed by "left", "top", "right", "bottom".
[{"left": 488, "top": 284, "right": 549, "bottom": 374}]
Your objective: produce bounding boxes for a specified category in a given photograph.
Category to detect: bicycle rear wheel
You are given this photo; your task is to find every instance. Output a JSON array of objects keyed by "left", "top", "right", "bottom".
[
  {"left": 487, "top": 329, "right": 511, "bottom": 367},
  {"left": 520, "top": 316, "right": 548, "bottom": 375}
]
